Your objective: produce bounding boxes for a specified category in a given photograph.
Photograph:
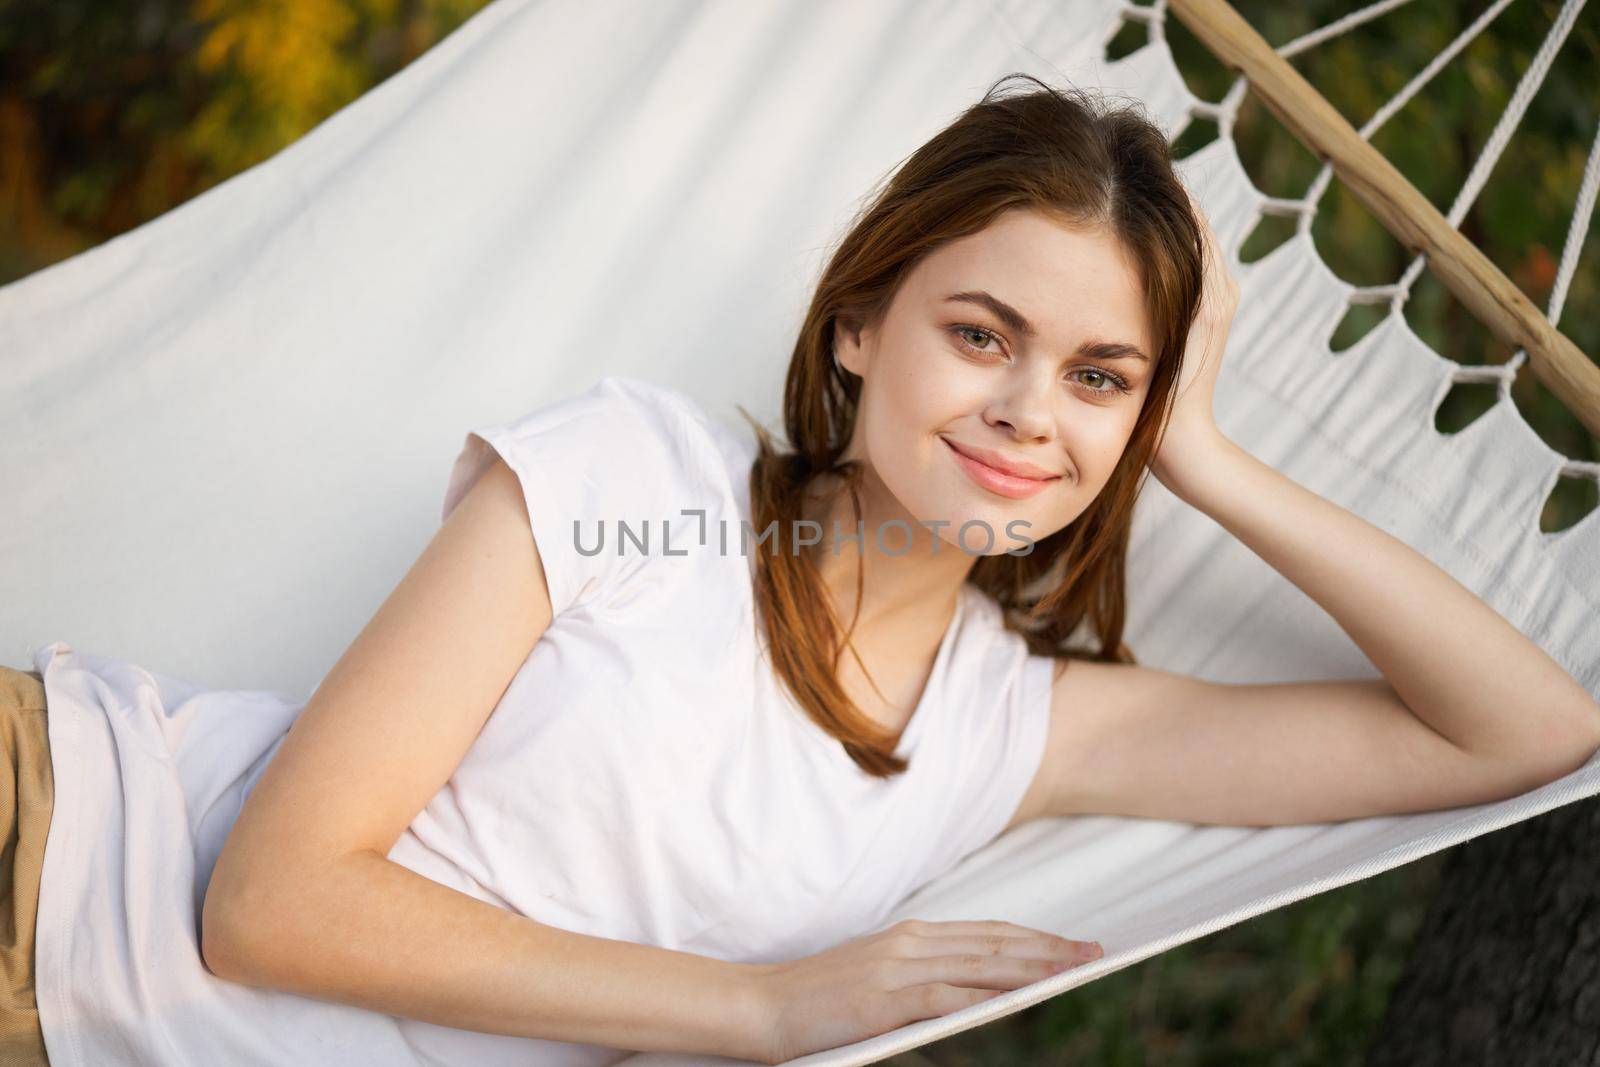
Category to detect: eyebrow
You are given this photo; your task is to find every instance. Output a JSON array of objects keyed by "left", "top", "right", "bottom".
[{"left": 943, "top": 290, "right": 1150, "bottom": 363}]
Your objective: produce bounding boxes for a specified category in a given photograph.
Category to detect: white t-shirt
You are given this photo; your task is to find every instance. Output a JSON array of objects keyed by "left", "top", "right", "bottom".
[{"left": 30, "top": 374, "right": 1055, "bottom": 1067}]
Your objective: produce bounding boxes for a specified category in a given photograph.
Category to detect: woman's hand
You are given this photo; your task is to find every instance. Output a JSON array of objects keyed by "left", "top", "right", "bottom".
[
  {"left": 1150, "top": 185, "right": 1240, "bottom": 495},
  {"left": 749, "top": 918, "right": 1103, "bottom": 1064}
]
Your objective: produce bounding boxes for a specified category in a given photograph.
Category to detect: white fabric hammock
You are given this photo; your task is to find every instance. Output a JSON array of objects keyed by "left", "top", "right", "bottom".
[{"left": 2, "top": 0, "right": 1596, "bottom": 1063}]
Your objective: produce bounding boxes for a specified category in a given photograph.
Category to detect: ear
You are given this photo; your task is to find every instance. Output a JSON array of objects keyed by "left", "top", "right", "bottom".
[{"left": 833, "top": 314, "right": 870, "bottom": 377}]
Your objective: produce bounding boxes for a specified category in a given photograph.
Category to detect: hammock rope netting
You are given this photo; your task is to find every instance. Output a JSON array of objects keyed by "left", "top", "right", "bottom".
[{"left": 1, "top": 0, "right": 1596, "bottom": 1064}]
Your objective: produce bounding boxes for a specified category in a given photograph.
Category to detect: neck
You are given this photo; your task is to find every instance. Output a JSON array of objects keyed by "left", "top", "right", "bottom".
[{"left": 800, "top": 465, "right": 975, "bottom": 634}]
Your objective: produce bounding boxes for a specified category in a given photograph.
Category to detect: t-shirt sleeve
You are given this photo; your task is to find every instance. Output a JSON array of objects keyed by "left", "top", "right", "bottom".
[
  {"left": 440, "top": 375, "right": 707, "bottom": 620},
  {"left": 959, "top": 651, "right": 1056, "bottom": 849},
  {"left": 921, "top": 649, "right": 1056, "bottom": 882}
]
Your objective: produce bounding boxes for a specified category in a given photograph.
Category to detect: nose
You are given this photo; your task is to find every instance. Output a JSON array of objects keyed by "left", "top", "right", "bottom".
[{"left": 984, "top": 374, "right": 1055, "bottom": 441}]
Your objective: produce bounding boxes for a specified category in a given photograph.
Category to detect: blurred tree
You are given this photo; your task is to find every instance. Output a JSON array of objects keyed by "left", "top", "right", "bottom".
[
  {"left": 0, "top": 0, "right": 490, "bottom": 282},
  {"left": 1365, "top": 798, "right": 1600, "bottom": 1066}
]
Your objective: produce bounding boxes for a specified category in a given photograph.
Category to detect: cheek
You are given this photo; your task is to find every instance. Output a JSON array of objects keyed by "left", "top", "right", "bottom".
[
  {"left": 1069, "top": 415, "right": 1140, "bottom": 491},
  {"left": 854, "top": 392, "right": 925, "bottom": 510},
  {"left": 863, "top": 374, "right": 943, "bottom": 458}
]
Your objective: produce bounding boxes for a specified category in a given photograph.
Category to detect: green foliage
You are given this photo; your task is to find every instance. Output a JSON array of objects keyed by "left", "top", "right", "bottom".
[
  {"left": 1163, "top": 0, "right": 1598, "bottom": 530},
  {"left": 0, "top": 0, "right": 491, "bottom": 272}
]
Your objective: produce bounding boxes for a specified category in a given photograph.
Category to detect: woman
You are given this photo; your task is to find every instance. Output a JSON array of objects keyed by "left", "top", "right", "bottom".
[{"left": 5, "top": 73, "right": 1599, "bottom": 1067}]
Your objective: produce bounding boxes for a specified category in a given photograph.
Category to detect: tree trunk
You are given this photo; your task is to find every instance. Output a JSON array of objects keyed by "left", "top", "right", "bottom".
[{"left": 1365, "top": 794, "right": 1600, "bottom": 1066}]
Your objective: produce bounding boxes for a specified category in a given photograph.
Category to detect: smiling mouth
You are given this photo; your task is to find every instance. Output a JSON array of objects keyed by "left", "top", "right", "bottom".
[{"left": 941, "top": 437, "right": 1062, "bottom": 500}]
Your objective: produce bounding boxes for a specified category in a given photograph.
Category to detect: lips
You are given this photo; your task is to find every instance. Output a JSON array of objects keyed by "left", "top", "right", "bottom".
[{"left": 941, "top": 437, "right": 1062, "bottom": 500}]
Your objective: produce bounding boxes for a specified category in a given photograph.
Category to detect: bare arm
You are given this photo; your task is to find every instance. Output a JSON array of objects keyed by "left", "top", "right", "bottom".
[
  {"left": 1037, "top": 663, "right": 1593, "bottom": 827},
  {"left": 1025, "top": 433, "right": 1600, "bottom": 829},
  {"left": 1164, "top": 430, "right": 1600, "bottom": 776},
  {"left": 201, "top": 457, "right": 769, "bottom": 1061}
]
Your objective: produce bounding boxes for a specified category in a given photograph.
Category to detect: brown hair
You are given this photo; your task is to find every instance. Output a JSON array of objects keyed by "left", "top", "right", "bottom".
[{"left": 736, "top": 73, "right": 1205, "bottom": 779}]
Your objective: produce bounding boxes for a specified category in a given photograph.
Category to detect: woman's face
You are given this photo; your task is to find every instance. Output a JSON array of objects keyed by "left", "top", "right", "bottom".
[{"left": 834, "top": 207, "right": 1155, "bottom": 557}]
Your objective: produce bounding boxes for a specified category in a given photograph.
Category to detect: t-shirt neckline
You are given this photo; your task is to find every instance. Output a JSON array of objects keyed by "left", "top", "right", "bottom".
[
  {"left": 889, "top": 580, "right": 970, "bottom": 762},
  {"left": 766, "top": 579, "right": 972, "bottom": 771},
  {"left": 733, "top": 437, "right": 972, "bottom": 770}
]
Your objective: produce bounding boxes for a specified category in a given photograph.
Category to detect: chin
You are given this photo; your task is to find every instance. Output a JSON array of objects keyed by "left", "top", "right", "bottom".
[{"left": 912, "top": 484, "right": 1025, "bottom": 555}]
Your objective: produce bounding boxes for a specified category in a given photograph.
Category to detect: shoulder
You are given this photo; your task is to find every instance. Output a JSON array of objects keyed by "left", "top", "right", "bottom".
[
  {"left": 918, "top": 587, "right": 1060, "bottom": 850},
  {"left": 498, "top": 374, "right": 692, "bottom": 437},
  {"left": 446, "top": 377, "right": 751, "bottom": 618},
  {"left": 487, "top": 378, "right": 763, "bottom": 546},
  {"left": 593, "top": 375, "right": 761, "bottom": 492},
  {"left": 482, "top": 376, "right": 733, "bottom": 481},
  {"left": 455, "top": 375, "right": 760, "bottom": 535},
  {"left": 599, "top": 376, "right": 753, "bottom": 460},
  {"left": 944, "top": 588, "right": 1056, "bottom": 735},
  {"left": 574, "top": 376, "right": 737, "bottom": 454},
  {"left": 953, "top": 588, "right": 1047, "bottom": 677}
]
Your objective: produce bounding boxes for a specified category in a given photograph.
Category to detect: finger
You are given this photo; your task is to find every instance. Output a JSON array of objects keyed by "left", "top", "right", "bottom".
[
  {"left": 889, "top": 921, "right": 1100, "bottom": 959},
  {"left": 887, "top": 952, "right": 1082, "bottom": 993},
  {"left": 891, "top": 933, "right": 1103, "bottom": 965},
  {"left": 894, "top": 982, "right": 1009, "bottom": 1025}
]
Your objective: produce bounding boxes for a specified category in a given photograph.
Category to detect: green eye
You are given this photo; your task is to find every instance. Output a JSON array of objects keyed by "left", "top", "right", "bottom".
[
  {"left": 1072, "top": 367, "right": 1132, "bottom": 395},
  {"left": 952, "top": 324, "right": 1002, "bottom": 355}
]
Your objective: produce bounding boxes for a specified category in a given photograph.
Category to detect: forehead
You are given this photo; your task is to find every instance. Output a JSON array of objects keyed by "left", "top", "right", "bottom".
[{"left": 903, "top": 209, "right": 1153, "bottom": 355}]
